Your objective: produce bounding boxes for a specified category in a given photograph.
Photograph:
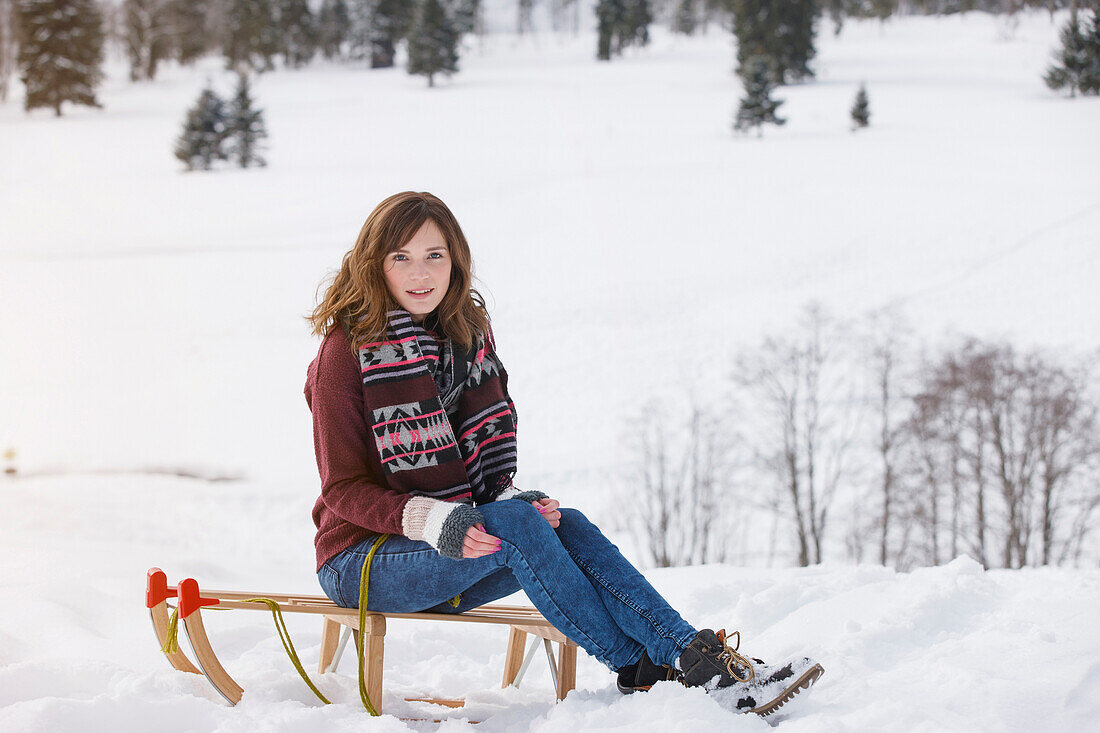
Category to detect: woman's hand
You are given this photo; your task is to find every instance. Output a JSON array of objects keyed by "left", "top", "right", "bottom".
[
  {"left": 462, "top": 523, "right": 501, "bottom": 559},
  {"left": 533, "top": 498, "right": 561, "bottom": 528}
]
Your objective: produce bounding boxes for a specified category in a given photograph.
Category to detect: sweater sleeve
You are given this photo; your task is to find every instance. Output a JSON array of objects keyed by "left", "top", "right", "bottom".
[{"left": 307, "top": 329, "right": 409, "bottom": 536}]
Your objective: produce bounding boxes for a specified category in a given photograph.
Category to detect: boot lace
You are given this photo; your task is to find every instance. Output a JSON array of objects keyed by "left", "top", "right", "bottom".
[{"left": 716, "top": 629, "right": 755, "bottom": 684}]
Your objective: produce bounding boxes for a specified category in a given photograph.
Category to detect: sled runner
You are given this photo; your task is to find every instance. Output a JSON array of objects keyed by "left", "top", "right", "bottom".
[{"left": 146, "top": 567, "right": 577, "bottom": 716}]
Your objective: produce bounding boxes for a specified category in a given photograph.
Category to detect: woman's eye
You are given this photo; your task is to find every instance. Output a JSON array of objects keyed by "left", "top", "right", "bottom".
[
  {"left": 428, "top": 252, "right": 444, "bottom": 259},
  {"left": 393, "top": 254, "right": 408, "bottom": 261}
]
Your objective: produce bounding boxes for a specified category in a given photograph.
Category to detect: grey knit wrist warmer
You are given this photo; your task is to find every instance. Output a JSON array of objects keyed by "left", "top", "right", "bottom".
[
  {"left": 436, "top": 503, "right": 484, "bottom": 559},
  {"left": 512, "top": 490, "right": 548, "bottom": 504}
]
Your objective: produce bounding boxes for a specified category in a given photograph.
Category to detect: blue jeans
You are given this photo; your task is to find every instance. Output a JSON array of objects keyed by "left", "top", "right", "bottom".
[{"left": 317, "top": 501, "right": 697, "bottom": 671}]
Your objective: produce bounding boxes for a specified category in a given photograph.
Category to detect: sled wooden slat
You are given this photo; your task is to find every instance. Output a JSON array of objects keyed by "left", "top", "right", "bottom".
[{"left": 148, "top": 571, "right": 578, "bottom": 715}]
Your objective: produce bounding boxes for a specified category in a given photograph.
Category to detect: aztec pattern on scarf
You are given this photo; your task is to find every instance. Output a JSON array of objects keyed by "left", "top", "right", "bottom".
[{"left": 355, "top": 309, "right": 518, "bottom": 504}]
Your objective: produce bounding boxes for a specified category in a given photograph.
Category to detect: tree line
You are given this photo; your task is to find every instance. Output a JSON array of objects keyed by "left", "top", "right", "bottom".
[
  {"left": 624, "top": 305, "right": 1100, "bottom": 571},
  {"left": 4, "top": 1, "right": 1098, "bottom": 114}
]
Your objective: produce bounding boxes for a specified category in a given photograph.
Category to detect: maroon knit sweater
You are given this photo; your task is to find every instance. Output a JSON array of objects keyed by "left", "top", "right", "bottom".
[{"left": 306, "top": 326, "right": 413, "bottom": 571}]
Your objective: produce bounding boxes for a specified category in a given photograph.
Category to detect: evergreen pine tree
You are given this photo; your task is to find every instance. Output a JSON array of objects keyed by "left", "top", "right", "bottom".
[
  {"left": 228, "top": 72, "right": 267, "bottom": 167},
  {"left": 277, "top": 0, "right": 317, "bottom": 67},
  {"left": 1045, "top": 10, "right": 1100, "bottom": 97},
  {"left": 732, "top": 0, "right": 819, "bottom": 84},
  {"left": 224, "top": 0, "right": 279, "bottom": 72},
  {"left": 369, "top": 0, "right": 414, "bottom": 69},
  {"left": 124, "top": 0, "right": 172, "bottom": 81},
  {"left": 174, "top": 85, "right": 230, "bottom": 170},
  {"left": 17, "top": 0, "right": 105, "bottom": 116},
  {"left": 453, "top": 0, "right": 480, "bottom": 36},
  {"left": 734, "top": 56, "right": 786, "bottom": 136},
  {"left": 622, "top": 0, "right": 652, "bottom": 50},
  {"left": 406, "top": 0, "right": 459, "bottom": 87},
  {"left": 595, "top": 0, "right": 624, "bottom": 60},
  {"left": 317, "top": 0, "right": 349, "bottom": 59},
  {"left": 850, "top": 82, "right": 870, "bottom": 129},
  {"left": 168, "top": 0, "right": 210, "bottom": 65},
  {"left": 595, "top": 0, "right": 650, "bottom": 59}
]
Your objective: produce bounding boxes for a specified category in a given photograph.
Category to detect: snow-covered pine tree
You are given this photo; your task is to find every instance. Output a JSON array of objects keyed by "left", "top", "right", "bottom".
[
  {"left": 369, "top": 0, "right": 414, "bottom": 68},
  {"left": 174, "top": 85, "right": 230, "bottom": 170},
  {"left": 123, "top": 0, "right": 172, "bottom": 81},
  {"left": 406, "top": 0, "right": 459, "bottom": 87},
  {"left": 168, "top": 0, "right": 210, "bottom": 65},
  {"left": 0, "top": 0, "right": 16, "bottom": 102},
  {"left": 850, "top": 82, "right": 870, "bottom": 128},
  {"left": 276, "top": 0, "right": 317, "bottom": 67},
  {"left": 1045, "top": 9, "right": 1100, "bottom": 97},
  {"left": 224, "top": 0, "right": 279, "bottom": 72},
  {"left": 734, "top": 56, "right": 786, "bottom": 136},
  {"left": 228, "top": 72, "right": 267, "bottom": 167},
  {"left": 17, "top": 0, "right": 105, "bottom": 115},
  {"left": 317, "top": 0, "right": 349, "bottom": 59}
]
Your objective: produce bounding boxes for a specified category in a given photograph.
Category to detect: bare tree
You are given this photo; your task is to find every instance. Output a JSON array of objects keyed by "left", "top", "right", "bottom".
[
  {"left": 908, "top": 340, "right": 1100, "bottom": 569},
  {"left": 124, "top": 0, "right": 173, "bottom": 81},
  {"left": 735, "top": 304, "right": 861, "bottom": 566},
  {"left": 864, "top": 310, "right": 912, "bottom": 565},
  {"left": 624, "top": 399, "right": 738, "bottom": 568}
]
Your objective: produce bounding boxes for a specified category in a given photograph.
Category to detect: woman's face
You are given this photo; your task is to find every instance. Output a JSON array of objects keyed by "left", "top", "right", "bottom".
[{"left": 382, "top": 219, "right": 451, "bottom": 322}]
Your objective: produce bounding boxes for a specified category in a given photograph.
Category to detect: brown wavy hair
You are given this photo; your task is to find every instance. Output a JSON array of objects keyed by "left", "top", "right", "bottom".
[{"left": 308, "top": 191, "right": 489, "bottom": 350}]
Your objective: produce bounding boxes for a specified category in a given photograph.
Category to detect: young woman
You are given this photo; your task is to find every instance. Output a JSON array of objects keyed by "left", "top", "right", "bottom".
[{"left": 306, "top": 191, "right": 822, "bottom": 713}]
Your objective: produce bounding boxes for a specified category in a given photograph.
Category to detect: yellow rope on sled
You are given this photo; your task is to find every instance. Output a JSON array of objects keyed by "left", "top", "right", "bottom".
[
  {"left": 160, "top": 606, "right": 180, "bottom": 655},
  {"left": 356, "top": 533, "right": 390, "bottom": 716},
  {"left": 240, "top": 597, "right": 333, "bottom": 705}
]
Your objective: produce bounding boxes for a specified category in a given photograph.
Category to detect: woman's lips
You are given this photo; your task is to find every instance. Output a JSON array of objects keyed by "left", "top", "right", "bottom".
[{"left": 406, "top": 288, "right": 434, "bottom": 300}]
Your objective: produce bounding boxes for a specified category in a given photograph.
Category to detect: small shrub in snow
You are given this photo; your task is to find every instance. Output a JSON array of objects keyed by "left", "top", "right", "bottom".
[{"left": 851, "top": 83, "right": 870, "bottom": 129}]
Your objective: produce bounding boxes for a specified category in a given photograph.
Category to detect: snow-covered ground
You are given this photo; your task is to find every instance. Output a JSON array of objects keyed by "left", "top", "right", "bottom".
[
  {"left": 2, "top": 8, "right": 1099, "bottom": 731},
  {"left": 1, "top": 473, "right": 1098, "bottom": 732}
]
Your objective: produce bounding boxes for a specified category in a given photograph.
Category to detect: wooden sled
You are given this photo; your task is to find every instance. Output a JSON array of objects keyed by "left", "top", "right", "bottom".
[{"left": 146, "top": 567, "right": 577, "bottom": 716}]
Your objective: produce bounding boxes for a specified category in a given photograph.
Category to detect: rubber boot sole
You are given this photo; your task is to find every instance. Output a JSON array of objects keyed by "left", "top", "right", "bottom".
[{"left": 749, "top": 663, "right": 825, "bottom": 717}]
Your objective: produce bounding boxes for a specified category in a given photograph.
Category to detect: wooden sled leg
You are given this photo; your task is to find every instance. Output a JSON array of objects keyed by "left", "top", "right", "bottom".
[
  {"left": 181, "top": 604, "right": 245, "bottom": 705},
  {"left": 501, "top": 626, "right": 528, "bottom": 688},
  {"left": 318, "top": 616, "right": 341, "bottom": 674},
  {"left": 361, "top": 614, "right": 385, "bottom": 715},
  {"left": 556, "top": 642, "right": 577, "bottom": 701}
]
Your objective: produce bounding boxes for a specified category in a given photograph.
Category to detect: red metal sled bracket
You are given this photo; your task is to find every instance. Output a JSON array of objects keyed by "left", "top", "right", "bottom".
[{"left": 177, "top": 578, "right": 220, "bottom": 619}]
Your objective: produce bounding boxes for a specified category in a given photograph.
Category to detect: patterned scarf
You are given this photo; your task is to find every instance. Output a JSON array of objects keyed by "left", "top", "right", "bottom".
[{"left": 355, "top": 309, "right": 518, "bottom": 504}]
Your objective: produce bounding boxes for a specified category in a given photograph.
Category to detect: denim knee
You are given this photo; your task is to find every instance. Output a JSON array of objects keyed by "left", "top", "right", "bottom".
[{"left": 484, "top": 498, "right": 550, "bottom": 540}]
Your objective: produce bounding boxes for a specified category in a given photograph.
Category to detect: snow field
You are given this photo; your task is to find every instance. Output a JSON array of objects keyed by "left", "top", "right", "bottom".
[{"left": 2, "top": 8, "right": 1099, "bottom": 731}]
